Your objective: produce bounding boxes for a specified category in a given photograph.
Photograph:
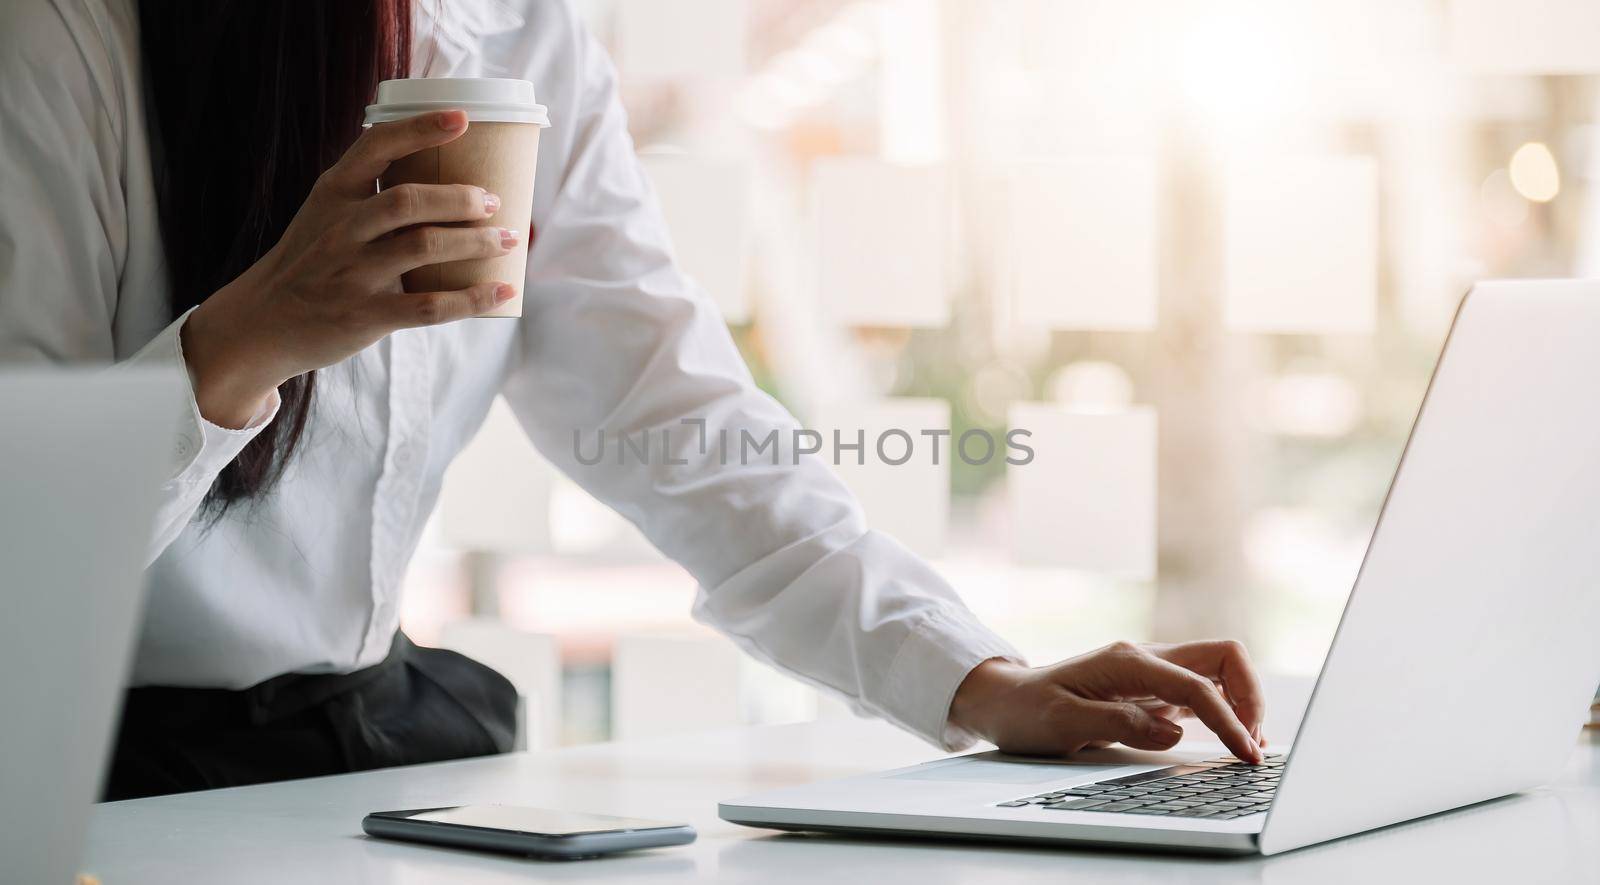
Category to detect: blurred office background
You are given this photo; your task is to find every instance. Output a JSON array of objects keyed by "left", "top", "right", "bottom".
[{"left": 403, "top": 0, "right": 1600, "bottom": 746}]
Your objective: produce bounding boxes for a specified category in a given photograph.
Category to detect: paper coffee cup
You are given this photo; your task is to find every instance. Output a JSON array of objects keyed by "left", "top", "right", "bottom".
[{"left": 365, "top": 78, "right": 551, "bottom": 318}]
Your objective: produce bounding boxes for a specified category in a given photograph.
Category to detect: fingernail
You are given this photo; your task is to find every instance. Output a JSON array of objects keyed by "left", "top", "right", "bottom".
[
  {"left": 499, "top": 228, "right": 519, "bottom": 248},
  {"left": 437, "top": 112, "right": 465, "bottom": 131},
  {"left": 1149, "top": 719, "right": 1182, "bottom": 742},
  {"left": 483, "top": 192, "right": 501, "bottom": 214},
  {"left": 493, "top": 284, "right": 515, "bottom": 304}
]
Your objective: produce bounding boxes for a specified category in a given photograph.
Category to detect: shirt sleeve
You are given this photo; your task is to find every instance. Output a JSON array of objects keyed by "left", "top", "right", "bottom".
[
  {"left": 0, "top": 2, "right": 278, "bottom": 565},
  {"left": 499, "top": 1, "right": 1024, "bottom": 750},
  {"left": 123, "top": 312, "right": 281, "bottom": 559}
]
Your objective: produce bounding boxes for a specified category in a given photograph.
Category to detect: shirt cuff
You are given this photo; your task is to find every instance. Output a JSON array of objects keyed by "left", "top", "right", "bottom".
[
  {"left": 883, "top": 608, "right": 1028, "bottom": 752},
  {"left": 126, "top": 308, "right": 281, "bottom": 484}
]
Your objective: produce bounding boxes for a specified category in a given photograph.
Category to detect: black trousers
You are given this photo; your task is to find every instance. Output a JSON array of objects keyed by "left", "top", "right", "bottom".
[{"left": 104, "top": 634, "right": 518, "bottom": 801}]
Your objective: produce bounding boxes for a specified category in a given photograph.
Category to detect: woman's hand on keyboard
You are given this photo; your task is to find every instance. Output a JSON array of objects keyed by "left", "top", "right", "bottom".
[{"left": 947, "top": 640, "right": 1266, "bottom": 763}]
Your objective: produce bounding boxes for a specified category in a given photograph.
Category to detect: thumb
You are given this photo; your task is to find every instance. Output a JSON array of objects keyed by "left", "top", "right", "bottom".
[{"left": 1078, "top": 699, "right": 1184, "bottom": 751}]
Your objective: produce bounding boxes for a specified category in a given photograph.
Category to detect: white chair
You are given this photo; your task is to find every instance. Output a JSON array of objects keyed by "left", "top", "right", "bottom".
[
  {"left": 439, "top": 618, "right": 563, "bottom": 750},
  {"left": 612, "top": 632, "right": 863, "bottom": 740},
  {"left": 611, "top": 633, "right": 743, "bottom": 740}
]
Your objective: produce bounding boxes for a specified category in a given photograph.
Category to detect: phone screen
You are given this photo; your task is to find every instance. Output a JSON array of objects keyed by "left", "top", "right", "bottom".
[{"left": 403, "top": 806, "right": 680, "bottom": 836}]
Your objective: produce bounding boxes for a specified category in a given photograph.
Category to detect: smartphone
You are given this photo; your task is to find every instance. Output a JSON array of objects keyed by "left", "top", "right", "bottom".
[{"left": 362, "top": 806, "right": 697, "bottom": 859}]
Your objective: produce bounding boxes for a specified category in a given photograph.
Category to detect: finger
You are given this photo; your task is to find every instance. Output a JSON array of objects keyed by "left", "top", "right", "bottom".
[
  {"left": 354, "top": 184, "right": 500, "bottom": 241},
  {"left": 1123, "top": 653, "right": 1261, "bottom": 763},
  {"left": 384, "top": 282, "right": 516, "bottom": 329},
  {"left": 370, "top": 225, "right": 518, "bottom": 276},
  {"left": 1132, "top": 700, "right": 1190, "bottom": 722},
  {"left": 1151, "top": 640, "right": 1267, "bottom": 742},
  {"left": 322, "top": 111, "right": 469, "bottom": 195},
  {"left": 1074, "top": 699, "right": 1185, "bottom": 752}
]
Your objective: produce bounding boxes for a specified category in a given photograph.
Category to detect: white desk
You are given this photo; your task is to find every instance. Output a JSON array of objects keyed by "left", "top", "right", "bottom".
[{"left": 86, "top": 714, "right": 1600, "bottom": 884}]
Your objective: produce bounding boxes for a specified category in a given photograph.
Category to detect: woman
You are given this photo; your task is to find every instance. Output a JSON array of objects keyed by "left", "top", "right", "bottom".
[{"left": 0, "top": 0, "right": 1266, "bottom": 799}]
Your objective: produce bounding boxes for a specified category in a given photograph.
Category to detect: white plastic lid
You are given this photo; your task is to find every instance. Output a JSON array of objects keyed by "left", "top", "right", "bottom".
[{"left": 364, "top": 78, "right": 550, "bottom": 126}]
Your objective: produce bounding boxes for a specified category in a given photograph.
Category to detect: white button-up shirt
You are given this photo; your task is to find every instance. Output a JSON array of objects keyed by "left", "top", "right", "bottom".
[{"left": 0, "top": 0, "right": 1021, "bottom": 749}]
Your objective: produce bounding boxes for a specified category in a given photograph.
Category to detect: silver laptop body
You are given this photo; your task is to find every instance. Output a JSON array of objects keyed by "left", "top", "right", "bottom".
[
  {"left": 721, "top": 280, "right": 1600, "bottom": 855},
  {"left": 0, "top": 369, "right": 182, "bottom": 883}
]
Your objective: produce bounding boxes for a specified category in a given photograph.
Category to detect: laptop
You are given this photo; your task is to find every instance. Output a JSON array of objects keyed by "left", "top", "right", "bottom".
[
  {"left": 721, "top": 279, "right": 1600, "bottom": 855},
  {"left": 0, "top": 369, "right": 183, "bottom": 884}
]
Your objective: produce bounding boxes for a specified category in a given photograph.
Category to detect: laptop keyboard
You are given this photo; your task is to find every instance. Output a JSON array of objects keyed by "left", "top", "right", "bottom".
[{"left": 996, "top": 753, "right": 1285, "bottom": 820}]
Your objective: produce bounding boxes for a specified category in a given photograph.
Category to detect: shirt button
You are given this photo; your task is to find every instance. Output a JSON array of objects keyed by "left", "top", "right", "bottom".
[
  {"left": 175, "top": 436, "right": 194, "bottom": 458},
  {"left": 394, "top": 444, "right": 412, "bottom": 466}
]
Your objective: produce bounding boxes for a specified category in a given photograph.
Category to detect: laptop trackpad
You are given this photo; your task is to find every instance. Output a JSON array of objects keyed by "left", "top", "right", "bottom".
[{"left": 887, "top": 755, "right": 1127, "bottom": 785}]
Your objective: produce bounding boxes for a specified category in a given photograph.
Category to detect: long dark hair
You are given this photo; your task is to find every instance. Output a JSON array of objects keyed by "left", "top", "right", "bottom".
[{"left": 137, "top": 1, "right": 411, "bottom": 512}]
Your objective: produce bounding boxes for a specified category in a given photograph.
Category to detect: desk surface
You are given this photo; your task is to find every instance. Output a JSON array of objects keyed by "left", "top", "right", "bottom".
[{"left": 86, "top": 712, "right": 1600, "bottom": 884}]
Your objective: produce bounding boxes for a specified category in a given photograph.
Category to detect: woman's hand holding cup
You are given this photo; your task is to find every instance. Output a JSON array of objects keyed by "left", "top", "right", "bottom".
[{"left": 181, "top": 110, "right": 516, "bottom": 428}]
